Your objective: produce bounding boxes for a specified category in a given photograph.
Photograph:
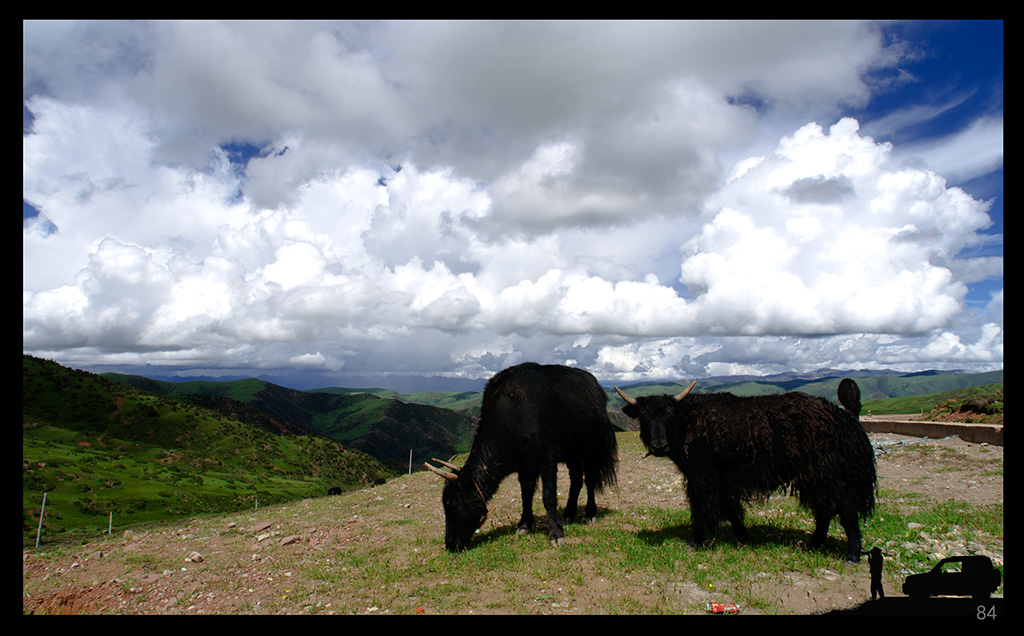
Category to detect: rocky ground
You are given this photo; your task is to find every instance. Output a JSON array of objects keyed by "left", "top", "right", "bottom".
[{"left": 23, "top": 431, "right": 1003, "bottom": 615}]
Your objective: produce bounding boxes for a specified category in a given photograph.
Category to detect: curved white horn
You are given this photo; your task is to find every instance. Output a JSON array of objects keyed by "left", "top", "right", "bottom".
[
  {"left": 673, "top": 380, "right": 697, "bottom": 401},
  {"left": 614, "top": 385, "right": 637, "bottom": 405}
]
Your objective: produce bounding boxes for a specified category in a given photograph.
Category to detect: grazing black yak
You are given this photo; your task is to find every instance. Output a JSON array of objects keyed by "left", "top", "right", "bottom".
[
  {"left": 616, "top": 378, "right": 875, "bottom": 562},
  {"left": 426, "top": 363, "right": 618, "bottom": 551}
]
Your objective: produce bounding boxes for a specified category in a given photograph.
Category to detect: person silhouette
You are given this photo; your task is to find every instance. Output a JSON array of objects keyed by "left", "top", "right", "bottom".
[{"left": 863, "top": 547, "right": 884, "bottom": 600}]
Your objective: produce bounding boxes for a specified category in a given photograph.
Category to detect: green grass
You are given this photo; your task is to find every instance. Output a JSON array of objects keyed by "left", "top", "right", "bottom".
[
  {"left": 23, "top": 432, "right": 1003, "bottom": 614},
  {"left": 312, "top": 490, "right": 997, "bottom": 614},
  {"left": 862, "top": 384, "right": 1003, "bottom": 417},
  {"left": 23, "top": 356, "right": 395, "bottom": 547},
  {"left": 23, "top": 358, "right": 1004, "bottom": 613}
]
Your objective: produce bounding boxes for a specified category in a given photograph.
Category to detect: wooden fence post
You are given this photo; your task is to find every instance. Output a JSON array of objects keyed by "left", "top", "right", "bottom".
[{"left": 35, "top": 492, "right": 47, "bottom": 548}]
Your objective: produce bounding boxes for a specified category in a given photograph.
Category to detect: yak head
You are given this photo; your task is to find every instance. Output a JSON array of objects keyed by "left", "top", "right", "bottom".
[
  {"left": 615, "top": 381, "right": 696, "bottom": 457},
  {"left": 425, "top": 458, "right": 494, "bottom": 552}
]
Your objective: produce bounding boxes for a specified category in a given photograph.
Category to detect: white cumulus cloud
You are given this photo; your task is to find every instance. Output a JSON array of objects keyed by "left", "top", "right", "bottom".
[{"left": 23, "top": 21, "right": 1002, "bottom": 385}]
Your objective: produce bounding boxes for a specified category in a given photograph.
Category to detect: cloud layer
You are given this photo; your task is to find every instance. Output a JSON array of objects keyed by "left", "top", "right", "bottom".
[{"left": 23, "top": 21, "right": 1002, "bottom": 385}]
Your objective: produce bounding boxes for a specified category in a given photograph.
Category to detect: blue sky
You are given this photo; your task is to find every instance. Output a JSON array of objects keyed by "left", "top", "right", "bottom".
[
  {"left": 853, "top": 20, "right": 1003, "bottom": 307},
  {"left": 23, "top": 20, "right": 1002, "bottom": 389}
]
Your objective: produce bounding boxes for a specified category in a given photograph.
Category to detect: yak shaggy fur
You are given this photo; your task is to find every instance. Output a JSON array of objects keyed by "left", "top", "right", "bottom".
[
  {"left": 619, "top": 378, "right": 876, "bottom": 562},
  {"left": 428, "top": 363, "right": 619, "bottom": 551}
]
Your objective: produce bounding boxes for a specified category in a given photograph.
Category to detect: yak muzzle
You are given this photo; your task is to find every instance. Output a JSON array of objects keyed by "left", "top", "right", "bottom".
[{"left": 645, "top": 439, "right": 670, "bottom": 456}]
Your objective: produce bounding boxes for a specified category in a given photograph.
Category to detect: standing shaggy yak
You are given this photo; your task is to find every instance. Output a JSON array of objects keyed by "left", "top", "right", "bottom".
[
  {"left": 426, "top": 363, "right": 618, "bottom": 551},
  {"left": 616, "top": 378, "right": 875, "bottom": 562}
]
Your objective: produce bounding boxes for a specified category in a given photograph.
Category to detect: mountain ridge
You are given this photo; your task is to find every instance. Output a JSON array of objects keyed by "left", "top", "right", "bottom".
[{"left": 99, "top": 369, "right": 478, "bottom": 470}]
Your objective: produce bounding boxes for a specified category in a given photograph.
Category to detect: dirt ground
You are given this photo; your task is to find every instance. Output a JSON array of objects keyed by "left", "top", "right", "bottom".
[{"left": 23, "top": 431, "right": 1003, "bottom": 615}]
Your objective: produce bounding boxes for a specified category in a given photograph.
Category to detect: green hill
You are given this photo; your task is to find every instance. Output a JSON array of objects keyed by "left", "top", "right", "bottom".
[
  {"left": 102, "top": 372, "right": 478, "bottom": 469},
  {"left": 603, "top": 370, "right": 1003, "bottom": 430},
  {"left": 862, "top": 384, "right": 1003, "bottom": 421},
  {"left": 608, "top": 370, "right": 1003, "bottom": 404},
  {"left": 23, "top": 356, "right": 392, "bottom": 546}
]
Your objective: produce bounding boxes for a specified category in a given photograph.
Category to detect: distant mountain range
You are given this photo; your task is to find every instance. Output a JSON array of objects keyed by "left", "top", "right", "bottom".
[
  {"left": 132, "top": 366, "right": 1000, "bottom": 395},
  {"left": 102, "top": 364, "right": 1003, "bottom": 435},
  {"left": 22, "top": 355, "right": 1002, "bottom": 544},
  {"left": 135, "top": 371, "right": 490, "bottom": 393},
  {"left": 99, "top": 364, "right": 1003, "bottom": 428},
  {"left": 613, "top": 368, "right": 1003, "bottom": 400}
]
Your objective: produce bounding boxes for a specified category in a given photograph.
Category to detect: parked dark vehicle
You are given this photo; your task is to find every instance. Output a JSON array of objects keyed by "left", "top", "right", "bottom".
[{"left": 902, "top": 556, "right": 1001, "bottom": 599}]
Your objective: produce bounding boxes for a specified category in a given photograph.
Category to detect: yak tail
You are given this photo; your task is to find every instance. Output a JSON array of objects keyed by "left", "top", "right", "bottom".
[
  {"left": 588, "top": 419, "right": 620, "bottom": 491},
  {"left": 837, "top": 378, "right": 861, "bottom": 416}
]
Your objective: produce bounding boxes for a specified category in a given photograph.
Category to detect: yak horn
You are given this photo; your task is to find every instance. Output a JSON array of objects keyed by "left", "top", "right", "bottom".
[
  {"left": 673, "top": 380, "right": 697, "bottom": 402},
  {"left": 614, "top": 386, "right": 637, "bottom": 405},
  {"left": 424, "top": 461, "right": 458, "bottom": 482},
  {"left": 432, "top": 457, "right": 462, "bottom": 472}
]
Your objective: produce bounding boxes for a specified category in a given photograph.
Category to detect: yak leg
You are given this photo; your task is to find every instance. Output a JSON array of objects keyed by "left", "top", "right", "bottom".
[
  {"left": 811, "top": 503, "right": 864, "bottom": 562},
  {"left": 563, "top": 460, "right": 584, "bottom": 523},
  {"left": 583, "top": 469, "right": 598, "bottom": 524},
  {"left": 809, "top": 505, "right": 835, "bottom": 549},
  {"left": 516, "top": 471, "right": 538, "bottom": 535},
  {"left": 685, "top": 487, "right": 713, "bottom": 549},
  {"left": 838, "top": 509, "right": 864, "bottom": 563},
  {"left": 687, "top": 511, "right": 709, "bottom": 549},
  {"left": 540, "top": 460, "right": 565, "bottom": 546},
  {"left": 726, "top": 498, "right": 749, "bottom": 544}
]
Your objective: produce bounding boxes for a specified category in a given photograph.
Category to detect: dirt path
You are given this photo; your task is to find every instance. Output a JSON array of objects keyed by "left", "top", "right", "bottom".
[{"left": 23, "top": 432, "right": 1003, "bottom": 615}]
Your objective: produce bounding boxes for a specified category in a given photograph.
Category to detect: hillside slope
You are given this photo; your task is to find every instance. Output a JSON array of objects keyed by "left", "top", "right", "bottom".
[
  {"left": 23, "top": 356, "right": 392, "bottom": 544},
  {"left": 103, "top": 372, "right": 478, "bottom": 469},
  {"left": 23, "top": 429, "right": 1003, "bottom": 615}
]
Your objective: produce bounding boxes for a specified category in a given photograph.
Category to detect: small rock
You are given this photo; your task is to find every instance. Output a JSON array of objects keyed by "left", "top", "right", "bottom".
[{"left": 186, "top": 551, "right": 204, "bottom": 563}]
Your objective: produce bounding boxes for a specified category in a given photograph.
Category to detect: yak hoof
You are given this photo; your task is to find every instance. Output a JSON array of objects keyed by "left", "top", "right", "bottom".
[
  {"left": 516, "top": 527, "right": 530, "bottom": 536},
  {"left": 550, "top": 537, "right": 565, "bottom": 547},
  {"left": 587, "top": 516, "right": 597, "bottom": 525}
]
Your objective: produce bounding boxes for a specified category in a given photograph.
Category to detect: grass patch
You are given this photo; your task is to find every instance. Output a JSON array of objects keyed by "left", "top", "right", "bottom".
[{"left": 24, "top": 428, "right": 1003, "bottom": 614}]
